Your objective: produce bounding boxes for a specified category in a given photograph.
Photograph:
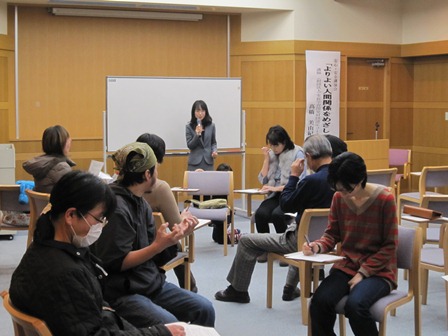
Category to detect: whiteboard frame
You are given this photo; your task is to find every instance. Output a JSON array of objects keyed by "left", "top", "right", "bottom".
[{"left": 106, "top": 76, "right": 242, "bottom": 152}]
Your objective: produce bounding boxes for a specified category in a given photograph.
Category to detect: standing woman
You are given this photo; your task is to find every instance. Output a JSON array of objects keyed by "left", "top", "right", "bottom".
[
  {"left": 254, "top": 125, "right": 306, "bottom": 236},
  {"left": 185, "top": 100, "right": 218, "bottom": 171},
  {"left": 23, "top": 125, "right": 75, "bottom": 193}
]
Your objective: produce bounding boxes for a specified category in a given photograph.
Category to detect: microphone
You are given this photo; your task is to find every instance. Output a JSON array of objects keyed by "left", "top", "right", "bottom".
[{"left": 196, "top": 118, "right": 202, "bottom": 136}]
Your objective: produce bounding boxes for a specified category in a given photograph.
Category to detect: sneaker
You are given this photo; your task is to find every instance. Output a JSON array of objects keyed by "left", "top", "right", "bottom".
[
  {"left": 227, "top": 228, "right": 242, "bottom": 244},
  {"left": 215, "top": 285, "right": 250, "bottom": 303},
  {"left": 282, "top": 285, "right": 300, "bottom": 301}
]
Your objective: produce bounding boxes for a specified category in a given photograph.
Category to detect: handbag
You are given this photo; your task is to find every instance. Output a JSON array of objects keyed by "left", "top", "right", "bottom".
[{"left": 185, "top": 198, "right": 228, "bottom": 209}]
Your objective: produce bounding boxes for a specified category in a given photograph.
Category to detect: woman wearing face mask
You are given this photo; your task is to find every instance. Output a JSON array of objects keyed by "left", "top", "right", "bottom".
[{"left": 9, "top": 171, "right": 186, "bottom": 336}]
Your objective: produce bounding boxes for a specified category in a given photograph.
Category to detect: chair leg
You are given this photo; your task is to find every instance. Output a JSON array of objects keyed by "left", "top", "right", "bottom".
[
  {"left": 184, "top": 261, "right": 191, "bottom": 291},
  {"left": 266, "top": 253, "right": 274, "bottom": 308},
  {"left": 378, "top": 320, "right": 387, "bottom": 336},
  {"left": 299, "top": 261, "right": 312, "bottom": 325},
  {"left": 250, "top": 214, "right": 255, "bottom": 234},
  {"left": 421, "top": 268, "right": 429, "bottom": 305},
  {"left": 338, "top": 314, "right": 346, "bottom": 336},
  {"left": 223, "top": 218, "right": 227, "bottom": 256},
  {"left": 445, "top": 280, "right": 448, "bottom": 329}
]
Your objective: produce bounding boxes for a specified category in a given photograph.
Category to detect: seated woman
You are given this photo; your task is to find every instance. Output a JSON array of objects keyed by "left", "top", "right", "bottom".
[
  {"left": 22, "top": 125, "right": 75, "bottom": 193},
  {"left": 254, "top": 125, "right": 306, "bottom": 237},
  {"left": 9, "top": 171, "right": 185, "bottom": 336},
  {"left": 304, "top": 152, "right": 398, "bottom": 336},
  {"left": 137, "top": 132, "right": 198, "bottom": 292}
]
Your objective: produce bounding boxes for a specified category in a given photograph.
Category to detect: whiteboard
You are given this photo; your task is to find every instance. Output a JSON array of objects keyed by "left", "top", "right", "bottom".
[{"left": 106, "top": 77, "right": 242, "bottom": 152}]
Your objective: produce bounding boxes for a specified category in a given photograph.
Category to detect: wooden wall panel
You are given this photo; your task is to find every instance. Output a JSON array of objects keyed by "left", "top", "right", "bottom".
[
  {"left": 241, "top": 59, "right": 294, "bottom": 102},
  {"left": 411, "top": 56, "right": 448, "bottom": 171},
  {"left": 16, "top": 7, "right": 228, "bottom": 140},
  {"left": 389, "top": 108, "right": 413, "bottom": 146}
]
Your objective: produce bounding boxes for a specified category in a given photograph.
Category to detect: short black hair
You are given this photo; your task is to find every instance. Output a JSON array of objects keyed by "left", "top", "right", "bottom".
[
  {"left": 325, "top": 134, "right": 348, "bottom": 158},
  {"left": 265, "top": 125, "right": 295, "bottom": 151},
  {"left": 136, "top": 133, "right": 166, "bottom": 164},
  {"left": 328, "top": 152, "right": 367, "bottom": 191},
  {"left": 50, "top": 170, "right": 116, "bottom": 219}
]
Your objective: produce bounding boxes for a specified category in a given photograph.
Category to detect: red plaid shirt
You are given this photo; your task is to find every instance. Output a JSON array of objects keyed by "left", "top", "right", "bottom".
[{"left": 317, "top": 185, "right": 398, "bottom": 289}]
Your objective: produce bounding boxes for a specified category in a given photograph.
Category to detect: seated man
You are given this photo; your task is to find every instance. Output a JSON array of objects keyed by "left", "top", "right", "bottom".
[
  {"left": 280, "top": 133, "right": 348, "bottom": 301},
  {"left": 137, "top": 132, "right": 198, "bottom": 292},
  {"left": 215, "top": 134, "right": 335, "bottom": 303},
  {"left": 93, "top": 142, "right": 215, "bottom": 328}
]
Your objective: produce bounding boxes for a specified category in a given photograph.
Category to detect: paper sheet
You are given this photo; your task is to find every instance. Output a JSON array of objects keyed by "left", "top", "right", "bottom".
[
  {"left": 234, "top": 188, "right": 268, "bottom": 194},
  {"left": 166, "top": 322, "right": 221, "bottom": 336},
  {"left": 285, "top": 251, "right": 345, "bottom": 263},
  {"left": 88, "top": 160, "right": 104, "bottom": 176}
]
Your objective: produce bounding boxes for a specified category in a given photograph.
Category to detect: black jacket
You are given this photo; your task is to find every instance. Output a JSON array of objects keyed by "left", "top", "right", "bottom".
[{"left": 9, "top": 214, "right": 171, "bottom": 336}]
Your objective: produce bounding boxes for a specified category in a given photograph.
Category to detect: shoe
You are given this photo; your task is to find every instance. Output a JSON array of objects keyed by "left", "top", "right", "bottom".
[
  {"left": 282, "top": 285, "right": 301, "bottom": 301},
  {"left": 279, "top": 261, "right": 289, "bottom": 267},
  {"left": 215, "top": 285, "right": 250, "bottom": 303},
  {"left": 257, "top": 253, "right": 268, "bottom": 263},
  {"left": 227, "top": 228, "right": 242, "bottom": 244},
  {"left": 319, "top": 269, "right": 325, "bottom": 281}
]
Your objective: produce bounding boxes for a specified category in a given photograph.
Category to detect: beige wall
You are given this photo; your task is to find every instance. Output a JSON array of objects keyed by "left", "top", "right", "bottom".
[{"left": 1, "top": 4, "right": 448, "bottom": 190}]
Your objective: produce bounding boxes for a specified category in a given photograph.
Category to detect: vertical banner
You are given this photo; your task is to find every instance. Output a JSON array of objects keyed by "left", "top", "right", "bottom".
[{"left": 304, "top": 50, "right": 341, "bottom": 138}]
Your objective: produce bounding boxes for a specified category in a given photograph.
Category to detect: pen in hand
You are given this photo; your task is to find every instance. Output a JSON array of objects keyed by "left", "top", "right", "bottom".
[{"left": 304, "top": 235, "right": 315, "bottom": 255}]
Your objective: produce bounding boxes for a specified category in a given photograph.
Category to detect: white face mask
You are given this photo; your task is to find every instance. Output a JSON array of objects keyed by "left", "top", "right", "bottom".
[{"left": 71, "top": 215, "right": 103, "bottom": 248}]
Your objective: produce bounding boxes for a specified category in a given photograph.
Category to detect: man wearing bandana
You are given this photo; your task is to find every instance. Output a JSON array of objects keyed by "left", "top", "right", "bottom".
[{"left": 92, "top": 142, "right": 215, "bottom": 328}]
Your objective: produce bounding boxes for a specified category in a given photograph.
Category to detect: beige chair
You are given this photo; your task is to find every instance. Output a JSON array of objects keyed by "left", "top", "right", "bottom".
[
  {"left": 183, "top": 170, "right": 234, "bottom": 256},
  {"left": 1, "top": 291, "right": 52, "bottom": 336},
  {"left": 398, "top": 165, "right": 448, "bottom": 217},
  {"left": 367, "top": 168, "right": 397, "bottom": 191},
  {"left": 153, "top": 212, "right": 193, "bottom": 290},
  {"left": 266, "top": 208, "right": 331, "bottom": 325},
  {"left": 331, "top": 226, "right": 422, "bottom": 336},
  {"left": 420, "top": 223, "right": 448, "bottom": 329},
  {"left": 25, "top": 190, "right": 50, "bottom": 248},
  {"left": 415, "top": 195, "right": 448, "bottom": 245},
  {"left": 389, "top": 148, "right": 412, "bottom": 195}
]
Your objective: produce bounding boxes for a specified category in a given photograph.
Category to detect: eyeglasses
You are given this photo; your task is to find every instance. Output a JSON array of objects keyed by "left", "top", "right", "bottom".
[
  {"left": 80, "top": 212, "right": 108, "bottom": 227},
  {"left": 332, "top": 184, "right": 356, "bottom": 194}
]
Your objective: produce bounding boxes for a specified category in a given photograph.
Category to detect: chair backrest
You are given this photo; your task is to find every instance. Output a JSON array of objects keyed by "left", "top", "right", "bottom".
[
  {"left": 0, "top": 185, "right": 30, "bottom": 213},
  {"left": 153, "top": 211, "right": 165, "bottom": 229},
  {"left": 420, "top": 195, "right": 448, "bottom": 247},
  {"left": 367, "top": 168, "right": 397, "bottom": 189},
  {"left": 296, "top": 208, "right": 330, "bottom": 248},
  {"left": 1, "top": 291, "right": 52, "bottom": 336},
  {"left": 397, "top": 225, "right": 421, "bottom": 271},
  {"left": 389, "top": 149, "right": 411, "bottom": 171},
  {"left": 419, "top": 166, "right": 448, "bottom": 197},
  {"left": 25, "top": 190, "right": 50, "bottom": 248},
  {"left": 183, "top": 171, "right": 234, "bottom": 208}
]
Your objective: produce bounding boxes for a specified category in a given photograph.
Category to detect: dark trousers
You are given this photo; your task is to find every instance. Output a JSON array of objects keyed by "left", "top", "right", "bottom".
[
  {"left": 254, "top": 194, "right": 289, "bottom": 233},
  {"left": 310, "top": 269, "right": 391, "bottom": 336}
]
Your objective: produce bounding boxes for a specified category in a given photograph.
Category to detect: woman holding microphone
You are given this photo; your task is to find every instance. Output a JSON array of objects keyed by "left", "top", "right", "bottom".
[{"left": 185, "top": 100, "right": 218, "bottom": 171}]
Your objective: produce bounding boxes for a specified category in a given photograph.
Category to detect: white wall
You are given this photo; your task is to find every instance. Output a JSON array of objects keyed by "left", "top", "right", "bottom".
[
  {"left": 402, "top": 0, "right": 448, "bottom": 44},
  {"left": 241, "top": 0, "right": 403, "bottom": 44}
]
